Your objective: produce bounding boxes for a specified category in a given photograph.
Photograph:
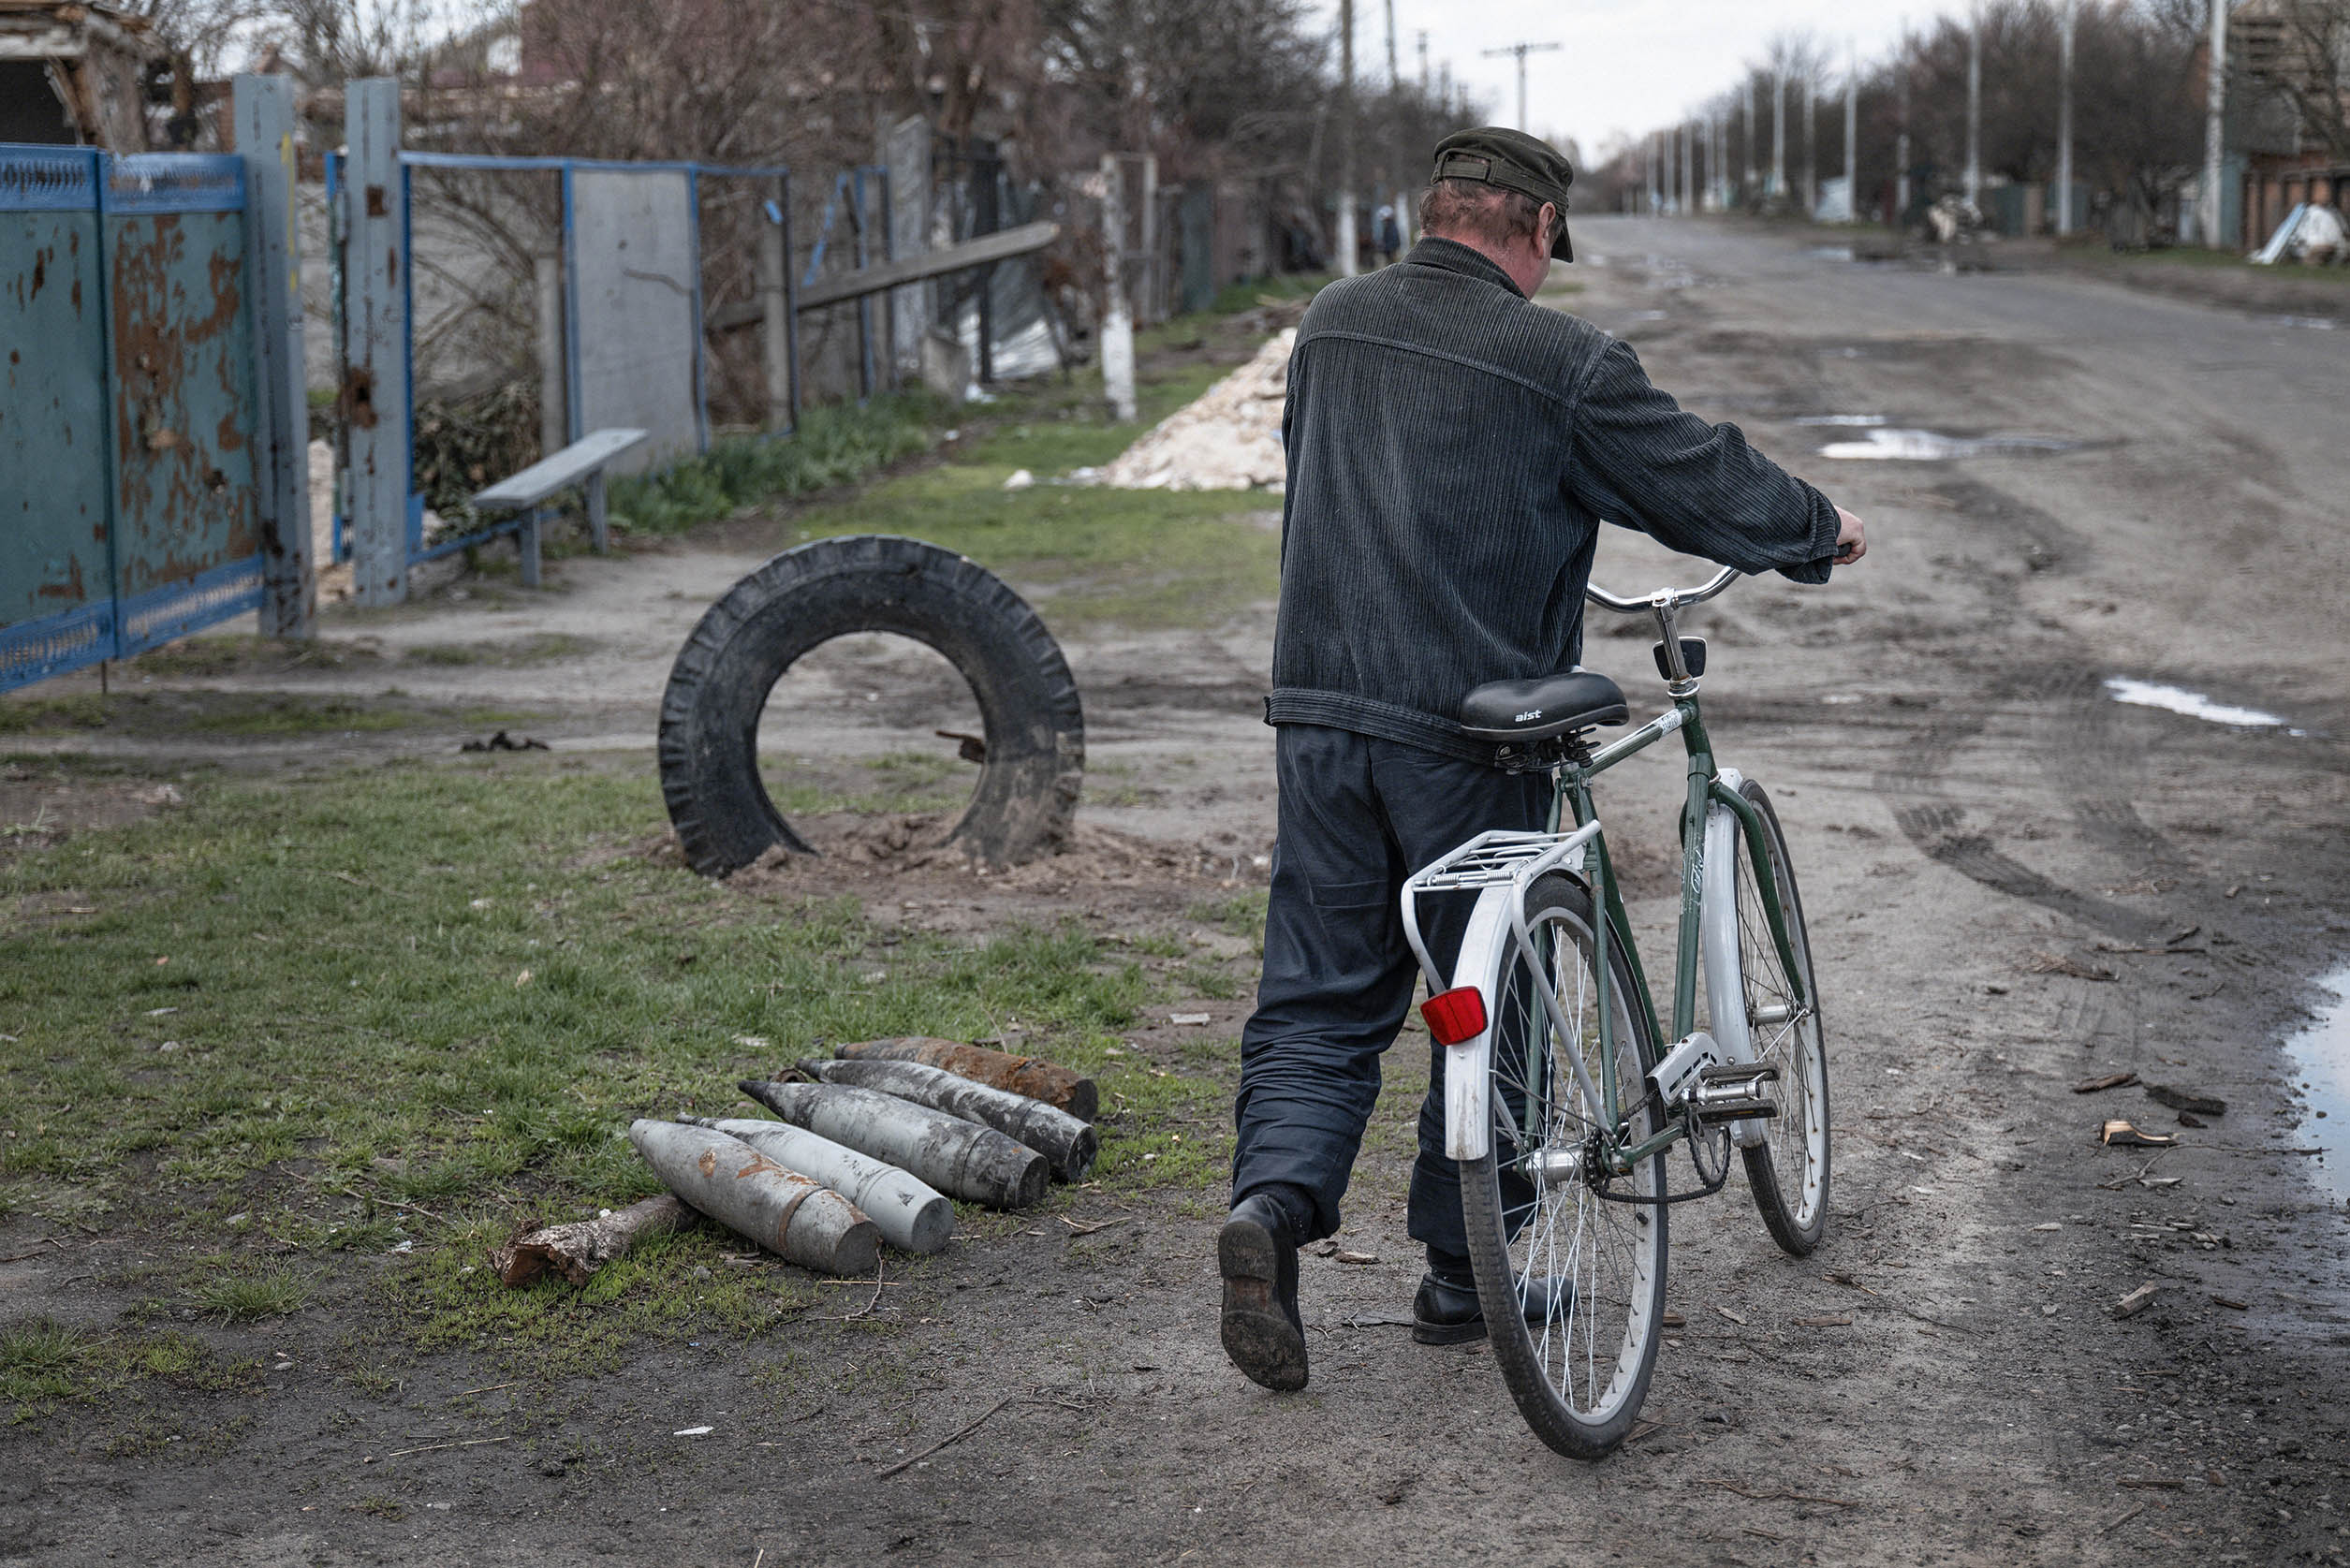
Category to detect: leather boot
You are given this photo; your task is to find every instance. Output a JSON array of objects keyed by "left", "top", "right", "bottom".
[
  {"left": 1219, "top": 1194, "right": 1307, "bottom": 1390},
  {"left": 1411, "top": 1270, "right": 1574, "bottom": 1346}
]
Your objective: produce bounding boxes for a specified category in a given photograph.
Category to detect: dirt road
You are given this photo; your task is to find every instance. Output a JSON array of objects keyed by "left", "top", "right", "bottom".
[{"left": 7, "top": 216, "right": 2349, "bottom": 1565}]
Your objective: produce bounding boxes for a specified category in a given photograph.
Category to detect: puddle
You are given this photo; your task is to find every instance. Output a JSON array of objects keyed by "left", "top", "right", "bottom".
[
  {"left": 2103, "top": 677, "right": 2300, "bottom": 732},
  {"left": 1796, "top": 414, "right": 1887, "bottom": 428},
  {"left": 1818, "top": 428, "right": 2086, "bottom": 461},
  {"left": 1623, "top": 310, "right": 1668, "bottom": 322},
  {"left": 2267, "top": 315, "right": 2339, "bottom": 331},
  {"left": 1808, "top": 245, "right": 1856, "bottom": 261},
  {"left": 2285, "top": 964, "right": 2350, "bottom": 1206}
]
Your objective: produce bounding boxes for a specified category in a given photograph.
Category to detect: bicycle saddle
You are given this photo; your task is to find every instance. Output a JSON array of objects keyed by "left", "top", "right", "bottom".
[{"left": 1458, "top": 668, "right": 1629, "bottom": 742}]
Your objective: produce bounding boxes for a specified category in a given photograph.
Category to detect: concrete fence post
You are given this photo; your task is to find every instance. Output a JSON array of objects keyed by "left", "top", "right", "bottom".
[
  {"left": 340, "top": 78, "right": 407, "bottom": 608},
  {"left": 232, "top": 73, "right": 313, "bottom": 638}
]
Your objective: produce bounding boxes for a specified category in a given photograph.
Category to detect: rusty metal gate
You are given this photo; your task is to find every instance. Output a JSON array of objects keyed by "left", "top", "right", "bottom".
[{"left": 0, "top": 144, "right": 265, "bottom": 693}]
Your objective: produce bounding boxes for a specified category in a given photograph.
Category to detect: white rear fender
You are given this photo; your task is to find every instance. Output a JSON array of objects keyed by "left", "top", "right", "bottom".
[{"left": 1441, "top": 884, "right": 1521, "bottom": 1164}]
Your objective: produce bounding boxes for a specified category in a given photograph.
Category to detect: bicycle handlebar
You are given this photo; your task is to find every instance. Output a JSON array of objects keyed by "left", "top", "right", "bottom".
[{"left": 1584, "top": 564, "right": 1740, "bottom": 613}]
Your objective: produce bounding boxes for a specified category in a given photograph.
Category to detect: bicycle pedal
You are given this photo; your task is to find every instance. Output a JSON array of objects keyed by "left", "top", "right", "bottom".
[
  {"left": 1692, "top": 1095, "right": 1778, "bottom": 1125},
  {"left": 1695, "top": 1062, "right": 1780, "bottom": 1089}
]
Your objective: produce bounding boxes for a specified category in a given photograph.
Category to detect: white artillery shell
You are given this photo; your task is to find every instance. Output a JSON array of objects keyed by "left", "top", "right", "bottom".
[
  {"left": 738, "top": 1079, "right": 1048, "bottom": 1209},
  {"left": 685, "top": 1116, "right": 955, "bottom": 1254},
  {"left": 627, "top": 1120, "right": 879, "bottom": 1276},
  {"left": 798, "top": 1057, "right": 1099, "bottom": 1182}
]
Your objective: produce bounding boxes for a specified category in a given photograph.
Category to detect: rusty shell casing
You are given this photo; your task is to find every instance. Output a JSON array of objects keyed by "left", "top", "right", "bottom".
[
  {"left": 796, "top": 1058, "right": 1097, "bottom": 1183},
  {"left": 835, "top": 1036, "right": 1098, "bottom": 1122},
  {"left": 737, "top": 1079, "right": 1048, "bottom": 1209},
  {"left": 683, "top": 1116, "right": 955, "bottom": 1254},
  {"left": 626, "top": 1120, "right": 879, "bottom": 1276}
]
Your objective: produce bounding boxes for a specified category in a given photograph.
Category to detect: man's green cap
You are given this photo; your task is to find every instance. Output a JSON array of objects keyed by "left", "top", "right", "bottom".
[{"left": 1430, "top": 126, "right": 1576, "bottom": 261}]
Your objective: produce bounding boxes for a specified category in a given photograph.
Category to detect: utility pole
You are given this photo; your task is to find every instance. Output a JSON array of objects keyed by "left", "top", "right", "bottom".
[
  {"left": 1801, "top": 68, "right": 1816, "bottom": 217},
  {"left": 2058, "top": 0, "right": 2076, "bottom": 234},
  {"left": 1338, "top": 0, "right": 1357, "bottom": 277},
  {"left": 1417, "top": 30, "right": 1429, "bottom": 94},
  {"left": 1896, "top": 23, "right": 1912, "bottom": 220},
  {"left": 1965, "top": 4, "right": 1983, "bottom": 209},
  {"left": 1482, "top": 39, "right": 1561, "bottom": 133},
  {"left": 1743, "top": 77, "right": 1756, "bottom": 204},
  {"left": 1843, "top": 42, "right": 1857, "bottom": 224},
  {"left": 2202, "top": 0, "right": 2228, "bottom": 247},
  {"left": 1771, "top": 70, "right": 1785, "bottom": 200},
  {"left": 1682, "top": 120, "right": 1695, "bottom": 214}
]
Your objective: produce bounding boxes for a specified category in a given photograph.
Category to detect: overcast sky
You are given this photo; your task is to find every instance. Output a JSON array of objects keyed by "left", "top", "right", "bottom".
[{"left": 1333, "top": 0, "right": 1945, "bottom": 167}]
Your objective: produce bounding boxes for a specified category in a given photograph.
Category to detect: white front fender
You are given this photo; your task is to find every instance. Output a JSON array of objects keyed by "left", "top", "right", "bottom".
[{"left": 1701, "top": 768, "right": 1769, "bottom": 1150}]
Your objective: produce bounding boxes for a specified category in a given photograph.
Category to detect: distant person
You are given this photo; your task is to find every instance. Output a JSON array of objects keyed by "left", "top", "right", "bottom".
[
  {"left": 1375, "top": 203, "right": 1403, "bottom": 266},
  {"left": 1217, "top": 126, "right": 1866, "bottom": 1391}
]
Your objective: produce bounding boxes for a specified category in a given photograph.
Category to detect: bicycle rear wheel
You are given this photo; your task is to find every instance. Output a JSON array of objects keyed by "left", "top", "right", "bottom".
[
  {"left": 1728, "top": 779, "right": 1831, "bottom": 1255},
  {"left": 1460, "top": 872, "right": 1667, "bottom": 1461}
]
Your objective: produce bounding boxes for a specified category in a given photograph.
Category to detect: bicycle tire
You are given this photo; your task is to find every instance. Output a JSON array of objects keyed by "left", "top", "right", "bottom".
[
  {"left": 1728, "top": 779, "right": 1831, "bottom": 1256},
  {"left": 1461, "top": 872, "right": 1669, "bottom": 1462}
]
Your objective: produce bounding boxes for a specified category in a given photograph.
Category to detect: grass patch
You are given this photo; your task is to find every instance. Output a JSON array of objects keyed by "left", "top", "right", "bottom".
[
  {"left": 1190, "top": 889, "right": 1269, "bottom": 946},
  {"left": 0, "top": 694, "right": 112, "bottom": 733},
  {"left": 187, "top": 1262, "right": 312, "bottom": 1324},
  {"left": 798, "top": 355, "right": 1282, "bottom": 631},
  {"left": 0, "top": 759, "right": 1235, "bottom": 1355},
  {"left": 0, "top": 1317, "right": 95, "bottom": 1415},
  {"left": 610, "top": 395, "right": 943, "bottom": 535}
]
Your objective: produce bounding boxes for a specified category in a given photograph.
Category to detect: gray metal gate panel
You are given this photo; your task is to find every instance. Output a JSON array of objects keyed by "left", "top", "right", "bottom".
[
  {"left": 0, "top": 147, "right": 113, "bottom": 688},
  {"left": 102, "top": 154, "right": 262, "bottom": 656},
  {"left": 566, "top": 166, "right": 701, "bottom": 472}
]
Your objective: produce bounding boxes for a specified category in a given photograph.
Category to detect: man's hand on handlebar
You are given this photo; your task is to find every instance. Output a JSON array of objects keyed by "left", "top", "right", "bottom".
[{"left": 1832, "top": 506, "right": 1867, "bottom": 565}]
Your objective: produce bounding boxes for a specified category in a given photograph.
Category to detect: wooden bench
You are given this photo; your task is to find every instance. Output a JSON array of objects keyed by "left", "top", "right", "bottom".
[{"left": 464, "top": 427, "right": 650, "bottom": 588}]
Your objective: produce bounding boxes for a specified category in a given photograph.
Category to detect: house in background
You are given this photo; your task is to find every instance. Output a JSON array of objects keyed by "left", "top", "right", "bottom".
[{"left": 0, "top": 0, "right": 175, "bottom": 150}]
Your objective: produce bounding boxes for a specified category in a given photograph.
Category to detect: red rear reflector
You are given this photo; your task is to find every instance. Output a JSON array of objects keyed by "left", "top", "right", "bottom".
[{"left": 1421, "top": 987, "right": 1488, "bottom": 1046}]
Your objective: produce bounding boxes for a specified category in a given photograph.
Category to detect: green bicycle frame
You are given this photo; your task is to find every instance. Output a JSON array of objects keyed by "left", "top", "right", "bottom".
[{"left": 1535, "top": 691, "right": 1812, "bottom": 1173}]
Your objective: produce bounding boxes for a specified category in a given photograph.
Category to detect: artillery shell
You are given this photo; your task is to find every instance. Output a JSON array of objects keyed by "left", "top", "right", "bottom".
[
  {"left": 627, "top": 1120, "right": 879, "bottom": 1276},
  {"left": 738, "top": 1079, "right": 1049, "bottom": 1209},
  {"left": 796, "top": 1057, "right": 1098, "bottom": 1182},
  {"left": 836, "top": 1036, "right": 1098, "bottom": 1122},
  {"left": 681, "top": 1116, "right": 955, "bottom": 1254}
]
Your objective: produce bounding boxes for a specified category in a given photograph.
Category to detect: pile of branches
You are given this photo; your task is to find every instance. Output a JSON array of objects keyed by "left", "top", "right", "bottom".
[{"left": 411, "top": 380, "right": 540, "bottom": 523}]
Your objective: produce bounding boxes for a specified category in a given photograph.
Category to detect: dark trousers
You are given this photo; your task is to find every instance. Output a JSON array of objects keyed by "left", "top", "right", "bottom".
[{"left": 1232, "top": 724, "right": 1551, "bottom": 1271}]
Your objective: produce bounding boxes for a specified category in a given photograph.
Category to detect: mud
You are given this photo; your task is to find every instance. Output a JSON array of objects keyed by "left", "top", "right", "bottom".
[{"left": 6, "top": 217, "right": 2350, "bottom": 1566}]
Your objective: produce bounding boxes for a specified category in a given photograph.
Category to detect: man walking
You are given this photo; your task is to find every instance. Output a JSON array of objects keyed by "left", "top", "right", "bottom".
[{"left": 1220, "top": 127, "right": 1866, "bottom": 1391}]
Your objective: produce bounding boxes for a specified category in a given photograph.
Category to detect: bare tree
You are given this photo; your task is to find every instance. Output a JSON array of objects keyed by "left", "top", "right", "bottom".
[{"left": 2237, "top": 0, "right": 2350, "bottom": 159}]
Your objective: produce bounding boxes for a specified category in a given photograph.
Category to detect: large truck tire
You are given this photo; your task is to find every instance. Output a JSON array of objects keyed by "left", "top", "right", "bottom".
[{"left": 657, "top": 535, "right": 1084, "bottom": 875}]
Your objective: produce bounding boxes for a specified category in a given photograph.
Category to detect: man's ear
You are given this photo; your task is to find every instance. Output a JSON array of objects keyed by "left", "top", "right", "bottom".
[{"left": 1538, "top": 201, "right": 1560, "bottom": 252}]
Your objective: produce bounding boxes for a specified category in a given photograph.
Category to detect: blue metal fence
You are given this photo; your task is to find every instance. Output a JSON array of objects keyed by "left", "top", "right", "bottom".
[{"left": 0, "top": 143, "right": 263, "bottom": 693}]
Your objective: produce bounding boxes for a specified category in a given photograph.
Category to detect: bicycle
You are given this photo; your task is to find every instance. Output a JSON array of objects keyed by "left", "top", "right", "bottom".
[{"left": 1400, "top": 565, "right": 1829, "bottom": 1461}]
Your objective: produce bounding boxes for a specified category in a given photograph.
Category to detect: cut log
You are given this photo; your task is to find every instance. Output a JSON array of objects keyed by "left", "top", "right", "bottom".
[
  {"left": 837, "top": 1035, "right": 1098, "bottom": 1122},
  {"left": 489, "top": 1194, "right": 692, "bottom": 1287},
  {"left": 798, "top": 1057, "right": 1097, "bottom": 1182},
  {"left": 738, "top": 1079, "right": 1048, "bottom": 1209},
  {"left": 680, "top": 1116, "right": 955, "bottom": 1254},
  {"left": 627, "top": 1121, "right": 879, "bottom": 1276}
]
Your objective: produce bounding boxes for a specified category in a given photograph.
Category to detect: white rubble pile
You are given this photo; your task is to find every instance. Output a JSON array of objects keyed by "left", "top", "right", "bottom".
[{"left": 1099, "top": 329, "right": 1294, "bottom": 491}]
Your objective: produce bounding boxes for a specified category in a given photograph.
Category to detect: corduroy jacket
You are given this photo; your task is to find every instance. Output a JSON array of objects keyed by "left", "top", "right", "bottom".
[{"left": 1266, "top": 236, "right": 1843, "bottom": 765}]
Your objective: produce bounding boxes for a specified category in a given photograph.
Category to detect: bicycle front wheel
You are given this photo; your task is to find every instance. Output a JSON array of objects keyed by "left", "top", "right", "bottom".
[
  {"left": 1460, "top": 872, "right": 1667, "bottom": 1461},
  {"left": 1729, "top": 779, "right": 1831, "bottom": 1255}
]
